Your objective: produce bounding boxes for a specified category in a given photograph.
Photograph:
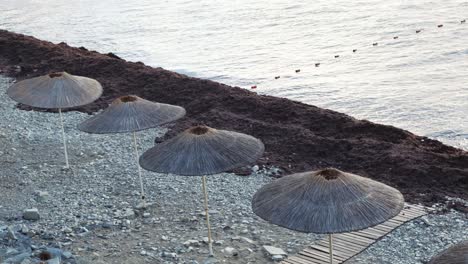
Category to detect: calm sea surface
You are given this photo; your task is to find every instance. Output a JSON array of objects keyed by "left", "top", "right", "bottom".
[{"left": 1, "top": 0, "right": 467, "bottom": 149}]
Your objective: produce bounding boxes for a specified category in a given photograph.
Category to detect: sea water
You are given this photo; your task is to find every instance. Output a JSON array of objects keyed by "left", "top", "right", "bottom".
[{"left": 0, "top": 0, "right": 467, "bottom": 150}]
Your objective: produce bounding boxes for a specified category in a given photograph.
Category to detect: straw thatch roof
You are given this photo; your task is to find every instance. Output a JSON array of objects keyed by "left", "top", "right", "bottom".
[
  {"left": 428, "top": 241, "right": 468, "bottom": 264},
  {"left": 7, "top": 72, "right": 102, "bottom": 108},
  {"left": 252, "top": 168, "right": 404, "bottom": 234},
  {"left": 139, "top": 125, "right": 264, "bottom": 176},
  {"left": 78, "top": 95, "right": 186, "bottom": 133}
]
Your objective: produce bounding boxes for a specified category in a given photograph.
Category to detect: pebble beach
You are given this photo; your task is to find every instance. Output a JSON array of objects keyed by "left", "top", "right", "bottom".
[{"left": 0, "top": 75, "right": 467, "bottom": 264}]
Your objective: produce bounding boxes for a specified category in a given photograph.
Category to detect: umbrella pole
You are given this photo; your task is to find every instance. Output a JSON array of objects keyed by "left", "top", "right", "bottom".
[
  {"left": 58, "top": 108, "right": 69, "bottom": 168},
  {"left": 201, "top": 175, "right": 214, "bottom": 257},
  {"left": 329, "top": 234, "right": 333, "bottom": 264},
  {"left": 132, "top": 131, "right": 146, "bottom": 207}
]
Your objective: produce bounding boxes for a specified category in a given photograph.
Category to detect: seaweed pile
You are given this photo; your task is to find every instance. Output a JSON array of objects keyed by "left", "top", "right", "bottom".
[{"left": 0, "top": 30, "right": 467, "bottom": 207}]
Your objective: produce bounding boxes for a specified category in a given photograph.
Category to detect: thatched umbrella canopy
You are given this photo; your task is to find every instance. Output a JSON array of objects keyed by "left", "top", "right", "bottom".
[
  {"left": 139, "top": 125, "right": 264, "bottom": 257},
  {"left": 7, "top": 72, "right": 102, "bottom": 168},
  {"left": 78, "top": 95, "right": 185, "bottom": 207},
  {"left": 252, "top": 168, "right": 404, "bottom": 264},
  {"left": 252, "top": 168, "right": 404, "bottom": 233},
  {"left": 7, "top": 71, "right": 102, "bottom": 109},
  {"left": 78, "top": 95, "right": 185, "bottom": 133},
  {"left": 428, "top": 241, "right": 468, "bottom": 264},
  {"left": 139, "top": 125, "right": 264, "bottom": 176}
]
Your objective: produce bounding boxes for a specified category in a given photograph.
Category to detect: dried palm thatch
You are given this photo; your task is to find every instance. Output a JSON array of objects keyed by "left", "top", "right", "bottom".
[
  {"left": 140, "top": 125, "right": 264, "bottom": 257},
  {"left": 428, "top": 241, "right": 468, "bottom": 264},
  {"left": 7, "top": 72, "right": 102, "bottom": 109},
  {"left": 139, "top": 125, "right": 265, "bottom": 176},
  {"left": 252, "top": 168, "right": 404, "bottom": 234},
  {"left": 78, "top": 95, "right": 185, "bottom": 208},
  {"left": 78, "top": 95, "right": 186, "bottom": 133},
  {"left": 7, "top": 71, "right": 102, "bottom": 169}
]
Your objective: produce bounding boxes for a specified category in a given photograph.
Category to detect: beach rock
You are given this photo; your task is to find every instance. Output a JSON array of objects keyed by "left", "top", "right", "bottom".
[
  {"left": 115, "top": 208, "right": 135, "bottom": 219},
  {"left": 62, "top": 251, "right": 73, "bottom": 259},
  {"left": 263, "top": 245, "right": 287, "bottom": 256},
  {"left": 35, "top": 191, "right": 49, "bottom": 202},
  {"left": 135, "top": 201, "right": 148, "bottom": 210},
  {"left": 22, "top": 209, "right": 40, "bottom": 221},
  {"left": 240, "top": 237, "right": 255, "bottom": 244},
  {"left": 19, "top": 225, "right": 29, "bottom": 235},
  {"left": 142, "top": 212, "right": 151, "bottom": 218},
  {"left": 7, "top": 226, "right": 17, "bottom": 240},
  {"left": 252, "top": 165, "right": 259, "bottom": 172},
  {"left": 62, "top": 227, "right": 73, "bottom": 234},
  {"left": 183, "top": 240, "right": 200, "bottom": 247},
  {"left": 222, "top": 247, "right": 238, "bottom": 257},
  {"left": 162, "top": 252, "right": 177, "bottom": 258},
  {"left": 238, "top": 247, "right": 254, "bottom": 257}
]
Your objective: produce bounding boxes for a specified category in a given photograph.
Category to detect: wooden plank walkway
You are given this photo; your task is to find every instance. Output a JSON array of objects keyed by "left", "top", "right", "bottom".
[{"left": 281, "top": 203, "right": 429, "bottom": 264}]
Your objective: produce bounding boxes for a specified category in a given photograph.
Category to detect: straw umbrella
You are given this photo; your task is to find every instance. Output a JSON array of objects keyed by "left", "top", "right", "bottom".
[
  {"left": 7, "top": 72, "right": 102, "bottom": 168},
  {"left": 252, "top": 168, "right": 404, "bottom": 264},
  {"left": 78, "top": 95, "right": 186, "bottom": 206},
  {"left": 428, "top": 241, "right": 468, "bottom": 264},
  {"left": 139, "top": 125, "right": 264, "bottom": 256}
]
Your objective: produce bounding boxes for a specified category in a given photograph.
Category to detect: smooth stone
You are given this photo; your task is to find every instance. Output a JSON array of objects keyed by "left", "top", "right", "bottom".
[
  {"left": 240, "top": 237, "right": 255, "bottom": 244},
  {"left": 22, "top": 209, "right": 40, "bottom": 221},
  {"left": 214, "top": 240, "right": 224, "bottom": 246},
  {"left": 62, "top": 251, "right": 73, "bottom": 259},
  {"left": 7, "top": 226, "right": 17, "bottom": 240},
  {"left": 263, "top": 245, "right": 287, "bottom": 256},
  {"left": 35, "top": 191, "right": 50, "bottom": 202},
  {"left": 183, "top": 240, "right": 200, "bottom": 247},
  {"left": 162, "top": 252, "right": 177, "bottom": 258},
  {"left": 222, "top": 247, "right": 238, "bottom": 256}
]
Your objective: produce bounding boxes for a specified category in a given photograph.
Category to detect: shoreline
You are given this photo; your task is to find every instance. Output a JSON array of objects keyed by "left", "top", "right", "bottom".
[
  {"left": 0, "top": 29, "right": 467, "bottom": 208},
  {"left": 0, "top": 73, "right": 465, "bottom": 263}
]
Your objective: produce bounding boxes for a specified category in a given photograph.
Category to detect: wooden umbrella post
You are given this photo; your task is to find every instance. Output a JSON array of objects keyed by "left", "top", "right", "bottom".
[
  {"left": 201, "top": 175, "right": 214, "bottom": 257},
  {"left": 132, "top": 131, "right": 146, "bottom": 207},
  {"left": 329, "top": 234, "right": 333, "bottom": 264},
  {"left": 58, "top": 108, "right": 70, "bottom": 168}
]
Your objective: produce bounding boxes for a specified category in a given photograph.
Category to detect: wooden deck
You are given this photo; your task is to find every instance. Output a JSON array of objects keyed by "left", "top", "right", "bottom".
[{"left": 281, "top": 203, "right": 429, "bottom": 264}]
